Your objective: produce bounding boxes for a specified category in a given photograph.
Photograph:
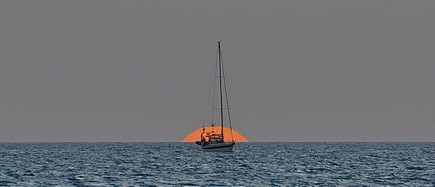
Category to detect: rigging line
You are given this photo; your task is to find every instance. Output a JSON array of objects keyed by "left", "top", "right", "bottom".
[
  {"left": 202, "top": 43, "right": 219, "bottom": 127},
  {"left": 220, "top": 43, "right": 235, "bottom": 142},
  {"left": 211, "top": 42, "right": 220, "bottom": 126}
]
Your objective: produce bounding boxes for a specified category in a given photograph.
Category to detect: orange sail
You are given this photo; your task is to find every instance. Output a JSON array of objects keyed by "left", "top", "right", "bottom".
[{"left": 182, "top": 126, "right": 248, "bottom": 142}]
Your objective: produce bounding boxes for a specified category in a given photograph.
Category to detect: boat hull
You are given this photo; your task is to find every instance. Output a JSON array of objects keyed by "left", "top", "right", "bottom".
[{"left": 201, "top": 142, "right": 235, "bottom": 152}]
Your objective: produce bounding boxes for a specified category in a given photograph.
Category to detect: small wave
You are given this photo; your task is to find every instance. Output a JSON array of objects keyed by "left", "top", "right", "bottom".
[{"left": 0, "top": 142, "right": 433, "bottom": 186}]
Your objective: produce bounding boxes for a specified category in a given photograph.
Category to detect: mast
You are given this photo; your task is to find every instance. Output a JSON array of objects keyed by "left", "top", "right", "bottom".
[{"left": 218, "top": 40, "right": 224, "bottom": 140}]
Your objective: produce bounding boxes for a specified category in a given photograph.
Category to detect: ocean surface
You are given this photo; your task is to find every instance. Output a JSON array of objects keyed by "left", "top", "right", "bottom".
[{"left": 0, "top": 142, "right": 434, "bottom": 186}]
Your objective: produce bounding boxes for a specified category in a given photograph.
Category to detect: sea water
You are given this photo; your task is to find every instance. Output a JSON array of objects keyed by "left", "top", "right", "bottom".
[{"left": 0, "top": 142, "right": 433, "bottom": 186}]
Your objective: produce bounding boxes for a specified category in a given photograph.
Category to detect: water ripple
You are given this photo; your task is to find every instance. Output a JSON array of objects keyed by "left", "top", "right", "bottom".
[{"left": 0, "top": 142, "right": 434, "bottom": 186}]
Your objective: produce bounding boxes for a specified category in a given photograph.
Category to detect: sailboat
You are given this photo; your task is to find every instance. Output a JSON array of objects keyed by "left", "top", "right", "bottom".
[{"left": 195, "top": 40, "right": 235, "bottom": 152}]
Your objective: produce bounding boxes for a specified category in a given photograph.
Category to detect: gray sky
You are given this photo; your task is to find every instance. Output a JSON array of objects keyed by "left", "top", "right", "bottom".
[{"left": 1, "top": 0, "right": 434, "bottom": 142}]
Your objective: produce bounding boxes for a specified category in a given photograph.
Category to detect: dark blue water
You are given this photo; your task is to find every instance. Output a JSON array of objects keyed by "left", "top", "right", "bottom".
[{"left": 0, "top": 142, "right": 434, "bottom": 186}]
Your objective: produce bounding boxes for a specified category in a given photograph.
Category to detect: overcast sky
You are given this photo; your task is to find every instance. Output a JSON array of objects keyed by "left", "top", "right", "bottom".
[{"left": 1, "top": 0, "right": 434, "bottom": 142}]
